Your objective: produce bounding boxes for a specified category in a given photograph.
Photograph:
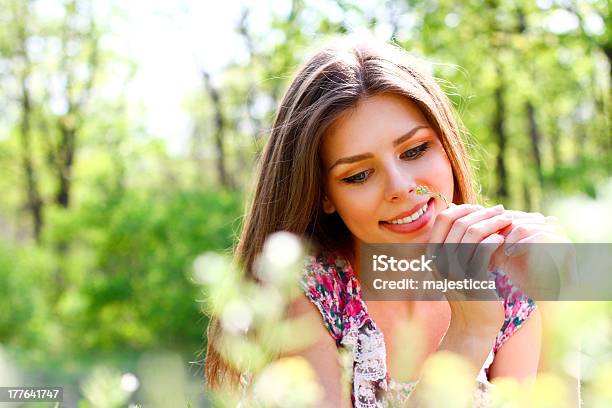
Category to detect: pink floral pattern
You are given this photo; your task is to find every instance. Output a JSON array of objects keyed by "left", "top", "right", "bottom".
[
  {"left": 300, "top": 251, "right": 537, "bottom": 408},
  {"left": 490, "top": 269, "right": 537, "bottom": 353}
]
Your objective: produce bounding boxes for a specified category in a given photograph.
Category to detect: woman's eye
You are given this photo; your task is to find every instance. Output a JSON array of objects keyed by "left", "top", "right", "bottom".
[
  {"left": 400, "top": 142, "right": 430, "bottom": 160},
  {"left": 342, "top": 170, "right": 372, "bottom": 184}
]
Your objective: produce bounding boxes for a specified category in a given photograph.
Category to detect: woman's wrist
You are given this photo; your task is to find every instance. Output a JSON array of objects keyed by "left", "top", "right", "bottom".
[
  {"left": 440, "top": 322, "right": 498, "bottom": 376},
  {"left": 447, "top": 301, "right": 504, "bottom": 336}
]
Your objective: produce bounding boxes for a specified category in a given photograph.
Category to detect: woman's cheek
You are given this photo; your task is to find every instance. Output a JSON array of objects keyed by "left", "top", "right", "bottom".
[
  {"left": 354, "top": 183, "right": 380, "bottom": 212},
  {"left": 338, "top": 185, "right": 380, "bottom": 224}
]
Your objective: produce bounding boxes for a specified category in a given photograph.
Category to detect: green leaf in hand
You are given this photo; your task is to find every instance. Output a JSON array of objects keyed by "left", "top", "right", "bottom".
[{"left": 416, "top": 185, "right": 451, "bottom": 209}]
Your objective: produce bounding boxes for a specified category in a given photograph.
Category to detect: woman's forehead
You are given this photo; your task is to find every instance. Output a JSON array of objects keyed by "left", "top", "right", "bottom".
[{"left": 321, "top": 94, "right": 431, "bottom": 161}]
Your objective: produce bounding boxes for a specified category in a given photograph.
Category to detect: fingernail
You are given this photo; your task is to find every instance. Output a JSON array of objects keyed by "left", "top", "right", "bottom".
[
  {"left": 493, "top": 204, "right": 504, "bottom": 211},
  {"left": 504, "top": 244, "right": 515, "bottom": 256}
]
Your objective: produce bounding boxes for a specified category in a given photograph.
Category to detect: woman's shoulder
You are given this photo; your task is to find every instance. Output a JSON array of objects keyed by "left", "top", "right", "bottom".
[
  {"left": 299, "top": 250, "right": 369, "bottom": 341},
  {"left": 300, "top": 251, "right": 356, "bottom": 294},
  {"left": 302, "top": 251, "right": 352, "bottom": 280},
  {"left": 299, "top": 251, "right": 350, "bottom": 341}
]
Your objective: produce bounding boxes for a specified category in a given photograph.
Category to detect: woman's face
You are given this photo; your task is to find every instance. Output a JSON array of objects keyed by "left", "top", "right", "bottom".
[{"left": 321, "top": 93, "right": 454, "bottom": 245}]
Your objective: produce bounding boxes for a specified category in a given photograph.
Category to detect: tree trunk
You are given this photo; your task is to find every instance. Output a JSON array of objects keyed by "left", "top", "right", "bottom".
[
  {"left": 16, "top": 2, "right": 44, "bottom": 241},
  {"left": 550, "top": 119, "right": 561, "bottom": 172},
  {"left": 202, "top": 70, "right": 233, "bottom": 188},
  {"left": 19, "top": 74, "right": 44, "bottom": 240},
  {"left": 493, "top": 66, "right": 508, "bottom": 200},
  {"left": 526, "top": 101, "right": 544, "bottom": 187},
  {"left": 522, "top": 179, "right": 532, "bottom": 212},
  {"left": 55, "top": 119, "right": 76, "bottom": 208},
  {"left": 53, "top": 3, "right": 98, "bottom": 208},
  {"left": 605, "top": 45, "right": 611, "bottom": 93}
]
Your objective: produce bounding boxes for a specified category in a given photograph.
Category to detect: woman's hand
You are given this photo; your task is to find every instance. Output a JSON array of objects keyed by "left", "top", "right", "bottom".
[
  {"left": 427, "top": 203, "right": 512, "bottom": 333},
  {"left": 490, "top": 210, "right": 576, "bottom": 300}
]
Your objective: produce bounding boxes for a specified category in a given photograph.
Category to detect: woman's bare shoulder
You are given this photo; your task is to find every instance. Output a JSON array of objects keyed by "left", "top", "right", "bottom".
[
  {"left": 285, "top": 294, "right": 339, "bottom": 356},
  {"left": 283, "top": 294, "right": 349, "bottom": 407},
  {"left": 488, "top": 306, "right": 542, "bottom": 379}
]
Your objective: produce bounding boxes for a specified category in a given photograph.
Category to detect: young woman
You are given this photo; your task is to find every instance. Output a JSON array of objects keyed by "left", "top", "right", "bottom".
[{"left": 205, "top": 37, "right": 566, "bottom": 407}]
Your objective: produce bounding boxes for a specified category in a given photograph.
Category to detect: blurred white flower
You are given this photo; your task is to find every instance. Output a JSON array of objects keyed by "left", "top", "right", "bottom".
[
  {"left": 257, "top": 232, "right": 303, "bottom": 284},
  {"left": 81, "top": 366, "right": 130, "bottom": 408},
  {"left": 263, "top": 232, "right": 302, "bottom": 269},
  {"left": 0, "top": 346, "right": 22, "bottom": 384},
  {"left": 121, "top": 372, "right": 140, "bottom": 393},
  {"left": 193, "top": 252, "right": 228, "bottom": 285},
  {"left": 221, "top": 300, "right": 253, "bottom": 334},
  {"left": 252, "top": 286, "right": 284, "bottom": 319},
  {"left": 252, "top": 357, "right": 323, "bottom": 407}
]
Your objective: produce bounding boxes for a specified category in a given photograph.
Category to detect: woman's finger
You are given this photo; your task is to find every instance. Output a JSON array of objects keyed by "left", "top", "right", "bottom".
[
  {"left": 505, "top": 231, "right": 569, "bottom": 257},
  {"left": 459, "top": 214, "right": 514, "bottom": 244},
  {"left": 502, "top": 210, "right": 546, "bottom": 220},
  {"left": 503, "top": 231, "right": 574, "bottom": 299},
  {"left": 428, "top": 204, "right": 484, "bottom": 243},
  {"left": 504, "top": 222, "right": 558, "bottom": 247},
  {"left": 444, "top": 205, "right": 505, "bottom": 243},
  {"left": 468, "top": 233, "right": 505, "bottom": 281},
  {"left": 453, "top": 213, "right": 512, "bottom": 265},
  {"left": 498, "top": 217, "right": 548, "bottom": 237}
]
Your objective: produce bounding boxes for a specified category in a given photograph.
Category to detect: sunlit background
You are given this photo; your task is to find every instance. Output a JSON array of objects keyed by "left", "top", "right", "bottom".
[{"left": 0, "top": 0, "right": 610, "bottom": 406}]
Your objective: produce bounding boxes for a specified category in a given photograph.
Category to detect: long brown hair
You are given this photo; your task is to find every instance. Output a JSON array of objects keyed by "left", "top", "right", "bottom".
[{"left": 205, "top": 36, "right": 479, "bottom": 390}]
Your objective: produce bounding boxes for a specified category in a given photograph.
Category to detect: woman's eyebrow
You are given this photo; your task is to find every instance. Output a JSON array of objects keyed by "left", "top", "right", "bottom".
[
  {"left": 329, "top": 152, "right": 374, "bottom": 171},
  {"left": 392, "top": 125, "right": 429, "bottom": 146},
  {"left": 328, "top": 125, "right": 429, "bottom": 171}
]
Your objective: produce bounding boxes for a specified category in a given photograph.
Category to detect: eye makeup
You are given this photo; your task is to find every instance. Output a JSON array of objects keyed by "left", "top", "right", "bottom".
[
  {"left": 340, "top": 142, "right": 431, "bottom": 184},
  {"left": 399, "top": 141, "right": 430, "bottom": 160}
]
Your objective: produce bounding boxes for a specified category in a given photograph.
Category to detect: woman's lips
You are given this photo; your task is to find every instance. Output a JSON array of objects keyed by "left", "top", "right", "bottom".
[{"left": 379, "top": 197, "right": 435, "bottom": 234}]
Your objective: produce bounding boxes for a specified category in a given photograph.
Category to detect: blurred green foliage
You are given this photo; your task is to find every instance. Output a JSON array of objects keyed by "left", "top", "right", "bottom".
[{"left": 0, "top": 187, "right": 242, "bottom": 379}]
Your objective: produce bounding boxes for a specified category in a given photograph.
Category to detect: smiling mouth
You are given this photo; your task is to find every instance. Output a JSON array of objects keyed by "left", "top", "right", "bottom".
[{"left": 381, "top": 198, "right": 433, "bottom": 225}]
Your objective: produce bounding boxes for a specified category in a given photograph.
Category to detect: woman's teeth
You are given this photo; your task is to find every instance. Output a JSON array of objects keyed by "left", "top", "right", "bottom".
[{"left": 388, "top": 202, "right": 428, "bottom": 224}]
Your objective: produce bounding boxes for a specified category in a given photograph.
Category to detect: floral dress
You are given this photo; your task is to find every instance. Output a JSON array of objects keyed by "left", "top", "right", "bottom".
[{"left": 299, "top": 251, "right": 537, "bottom": 408}]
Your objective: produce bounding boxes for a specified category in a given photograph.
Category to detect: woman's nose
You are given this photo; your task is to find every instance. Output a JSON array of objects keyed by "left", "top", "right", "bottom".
[{"left": 384, "top": 164, "right": 416, "bottom": 202}]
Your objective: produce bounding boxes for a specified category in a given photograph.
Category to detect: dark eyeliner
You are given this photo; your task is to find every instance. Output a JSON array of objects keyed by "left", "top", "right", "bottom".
[
  {"left": 341, "top": 142, "right": 429, "bottom": 184},
  {"left": 400, "top": 142, "right": 430, "bottom": 160},
  {"left": 342, "top": 169, "right": 372, "bottom": 184}
]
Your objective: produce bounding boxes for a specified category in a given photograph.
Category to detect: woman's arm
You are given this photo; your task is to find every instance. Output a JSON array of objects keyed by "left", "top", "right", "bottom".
[
  {"left": 403, "top": 204, "right": 510, "bottom": 406},
  {"left": 487, "top": 306, "right": 542, "bottom": 379},
  {"left": 283, "top": 294, "right": 351, "bottom": 408},
  {"left": 403, "top": 318, "right": 501, "bottom": 407}
]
